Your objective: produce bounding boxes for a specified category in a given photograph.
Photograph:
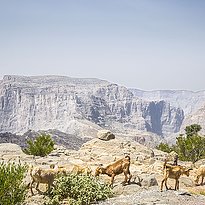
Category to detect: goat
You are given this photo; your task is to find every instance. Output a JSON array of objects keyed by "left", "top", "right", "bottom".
[
  {"left": 194, "top": 165, "right": 205, "bottom": 185},
  {"left": 50, "top": 164, "right": 67, "bottom": 174},
  {"left": 160, "top": 159, "right": 192, "bottom": 191},
  {"left": 95, "top": 155, "right": 132, "bottom": 187},
  {"left": 71, "top": 164, "right": 92, "bottom": 175},
  {"left": 29, "top": 164, "right": 65, "bottom": 195}
]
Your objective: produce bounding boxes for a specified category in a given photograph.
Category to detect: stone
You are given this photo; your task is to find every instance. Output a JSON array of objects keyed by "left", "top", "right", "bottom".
[
  {"left": 139, "top": 174, "right": 158, "bottom": 187},
  {"left": 97, "top": 130, "right": 115, "bottom": 141},
  {"left": 0, "top": 143, "right": 24, "bottom": 155}
]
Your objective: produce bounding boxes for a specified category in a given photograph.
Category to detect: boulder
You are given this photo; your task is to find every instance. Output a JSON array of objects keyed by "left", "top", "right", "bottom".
[
  {"left": 0, "top": 143, "right": 24, "bottom": 155},
  {"left": 113, "top": 183, "right": 141, "bottom": 195},
  {"left": 97, "top": 130, "right": 115, "bottom": 141},
  {"left": 139, "top": 174, "right": 158, "bottom": 187}
]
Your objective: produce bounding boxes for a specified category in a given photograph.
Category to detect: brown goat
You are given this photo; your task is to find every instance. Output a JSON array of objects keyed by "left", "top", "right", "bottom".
[
  {"left": 160, "top": 160, "right": 192, "bottom": 191},
  {"left": 95, "top": 156, "right": 132, "bottom": 187}
]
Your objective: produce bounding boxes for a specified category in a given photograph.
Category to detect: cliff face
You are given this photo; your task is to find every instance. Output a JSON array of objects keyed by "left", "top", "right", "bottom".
[
  {"left": 130, "top": 88, "right": 205, "bottom": 137},
  {"left": 180, "top": 104, "right": 205, "bottom": 134},
  {"left": 130, "top": 89, "right": 205, "bottom": 115},
  {"left": 0, "top": 75, "right": 184, "bottom": 137}
]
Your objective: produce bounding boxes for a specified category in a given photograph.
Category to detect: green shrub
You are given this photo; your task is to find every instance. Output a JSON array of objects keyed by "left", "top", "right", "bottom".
[
  {"left": 175, "top": 133, "right": 205, "bottom": 163},
  {"left": 0, "top": 162, "right": 27, "bottom": 205},
  {"left": 156, "top": 142, "right": 173, "bottom": 153},
  {"left": 46, "top": 173, "right": 113, "bottom": 205},
  {"left": 156, "top": 124, "right": 205, "bottom": 163},
  {"left": 24, "top": 133, "right": 54, "bottom": 156}
]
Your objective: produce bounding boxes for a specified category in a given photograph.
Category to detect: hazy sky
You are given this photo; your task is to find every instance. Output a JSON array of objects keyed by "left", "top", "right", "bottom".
[{"left": 0, "top": 0, "right": 205, "bottom": 91}]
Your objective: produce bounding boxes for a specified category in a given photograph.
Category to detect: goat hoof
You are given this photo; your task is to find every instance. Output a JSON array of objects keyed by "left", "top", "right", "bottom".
[{"left": 121, "top": 183, "right": 126, "bottom": 186}]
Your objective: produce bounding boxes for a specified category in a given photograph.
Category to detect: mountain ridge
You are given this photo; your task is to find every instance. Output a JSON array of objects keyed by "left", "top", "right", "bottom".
[{"left": 0, "top": 75, "right": 204, "bottom": 144}]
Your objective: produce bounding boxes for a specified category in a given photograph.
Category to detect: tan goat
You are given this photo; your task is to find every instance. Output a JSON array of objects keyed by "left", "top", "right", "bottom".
[
  {"left": 160, "top": 160, "right": 192, "bottom": 191},
  {"left": 71, "top": 164, "right": 92, "bottom": 175},
  {"left": 95, "top": 155, "right": 132, "bottom": 187},
  {"left": 194, "top": 165, "right": 205, "bottom": 185},
  {"left": 50, "top": 164, "right": 68, "bottom": 174},
  {"left": 29, "top": 165, "right": 66, "bottom": 195}
]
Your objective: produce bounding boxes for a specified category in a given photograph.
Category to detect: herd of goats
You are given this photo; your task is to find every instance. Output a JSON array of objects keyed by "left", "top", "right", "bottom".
[{"left": 28, "top": 155, "right": 205, "bottom": 195}]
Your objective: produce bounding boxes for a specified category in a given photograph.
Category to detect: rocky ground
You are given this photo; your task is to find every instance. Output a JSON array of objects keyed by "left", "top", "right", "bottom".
[
  {"left": 0, "top": 133, "right": 205, "bottom": 205},
  {"left": 96, "top": 187, "right": 205, "bottom": 205}
]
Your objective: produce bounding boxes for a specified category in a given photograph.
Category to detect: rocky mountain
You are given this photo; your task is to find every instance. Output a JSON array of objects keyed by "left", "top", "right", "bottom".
[
  {"left": 130, "top": 89, "right": 205, "bottom": 115},
  {"left": 180, "top": 103, "right": 205, "bottom": 134},
  {"left": 0, "top": 75, "right": 184, "bottom": 142},
  {"left": 130, "top": 88, "right": 205, "bottom": 137}
]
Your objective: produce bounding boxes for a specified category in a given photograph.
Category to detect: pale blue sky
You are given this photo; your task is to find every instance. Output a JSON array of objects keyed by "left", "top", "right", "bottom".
[{"left": 0, "top": 0, "right": 205, "bottom": 91}]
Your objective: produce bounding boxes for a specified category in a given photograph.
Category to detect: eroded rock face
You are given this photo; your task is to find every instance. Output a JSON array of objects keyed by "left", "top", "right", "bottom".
[{"left": 0, "top": 75, "right": 184, "bottom": 139}]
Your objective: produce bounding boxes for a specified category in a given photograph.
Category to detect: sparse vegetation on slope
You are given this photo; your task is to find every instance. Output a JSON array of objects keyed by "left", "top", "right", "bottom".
[{"left": 0, "top": 162, "right": 27, "bottom": 205}]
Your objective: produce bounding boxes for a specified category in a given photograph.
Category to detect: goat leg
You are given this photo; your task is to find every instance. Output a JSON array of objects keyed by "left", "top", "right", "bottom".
[
  {"left": 164, "top": 179, "right": 169, "bottom": 190},
  {"left": 195, "top": 175, "right": 200, "bottom": 185},
  {"left": 175, "top": 179, "right": 179, "bottom": 190},
  {"left": 36, "top": 182, "right": 44, "bottom": 195},
  {"left": 128, "top": 173, "right": 132, "bottom": 184},
  {"left": 122, "top": 173, "right": 128, "bottom": 186},
  {"left": 36, "top": 182, "right": 40, "bottom": 191},
  {"left": 201, "top": 176, "right": 203, "bottom": 185},
  {"left": 46, "top": 183, "right": 51, "bottom": 194},
  {"left": 125, "top": 169, "right": 132, "bottom": 184},
  {"left": 110, "top": 174, "right": 115, "bottom": 187},
  {"left": 30, "top": 180, "right": 35, "bottom": 195},
  {"left": 160, "top": 179, "right": 165, "bottom": 191},
  {"left": 122, "top": 169, "right": 132, "bottom": 185}
]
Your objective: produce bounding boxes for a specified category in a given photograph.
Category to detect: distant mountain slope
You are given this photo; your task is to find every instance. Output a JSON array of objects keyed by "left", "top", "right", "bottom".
[
  {"left": 0, "top": 75, "right": 184, "bottom": 140},
  {"left": 180, "top": 103, "right": 205, "bottom": 134},
  {"left": 0, "top": 129, "right": 87, "bottom": 150},
  {"left": 130, "top": 89, "right": 205, "bottom": 115}
]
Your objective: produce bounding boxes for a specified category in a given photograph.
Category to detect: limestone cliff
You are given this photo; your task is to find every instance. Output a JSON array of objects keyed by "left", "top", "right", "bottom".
[
  {"left": 180, "top": 103, "right": 205, "bottom": 134},
  {"left": 130, "top": 88, "right": 205, "bottom": 115},
  {"left": 0, "top": 75, "right": 184, "bottom": 138}
]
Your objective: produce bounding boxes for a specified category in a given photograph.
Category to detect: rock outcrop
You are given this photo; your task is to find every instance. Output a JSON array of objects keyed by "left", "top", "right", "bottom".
[{"left": 97, "top": 130, "right": 115, "bottom": 140}]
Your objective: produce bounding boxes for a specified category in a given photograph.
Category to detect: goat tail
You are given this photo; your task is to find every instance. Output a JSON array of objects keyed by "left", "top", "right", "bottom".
[{"left": 125, "top": 155, "right": 131, "bottom": 161}]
